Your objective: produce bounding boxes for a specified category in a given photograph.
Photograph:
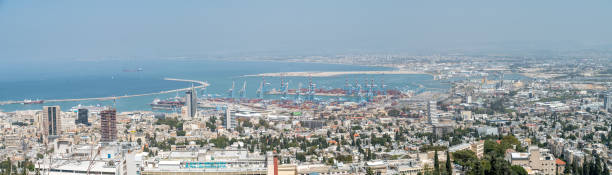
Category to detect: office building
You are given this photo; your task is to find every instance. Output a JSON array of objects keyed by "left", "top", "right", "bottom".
[
  {"left": 300, "top": 120, "right": 325, "bottom": 129},
  {"left": 427, "top": 101, "right": 436, "bottom": 124},
  {"left": 100, "top": 108, "right": 117, "bottom": 142},
  {"left": 185, "top": 88, "right": 197, "bottom": 118},
  {"left": 42, "top": 106, "right": 62, "bottom": 136},
  {"left": 604, "top": 94, "right": 612, "bottom": 112},
  {"left": 75, "top": 108, "right": 90, "bottom": 126}
]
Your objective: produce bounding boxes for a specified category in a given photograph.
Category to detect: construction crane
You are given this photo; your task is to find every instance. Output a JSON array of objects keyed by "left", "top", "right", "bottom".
[
  {"left": 344, "top": 79, "right": 352, "bottom": 96},
  {"left": 280, "top": 76, "right": 289, "bottom": 99},
  {"left": 380, "top": 79, "right": 386, "bottom": 95},
  {"left": 353, "top": 80, "right": 359, "bottom": 97},
  {"left": 307, "top": 76, "right": 316, "bottom": 101},
  {"left": 357, "top": 84, "right": 364, "bottom": 103},
  {"left": 87, "top": 145, "right": 102, "bottom": 175}
]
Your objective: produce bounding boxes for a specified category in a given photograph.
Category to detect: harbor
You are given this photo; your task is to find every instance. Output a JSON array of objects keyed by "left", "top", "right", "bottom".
[{"left": 244, "top": 70, "right": 428, "bottom": 77}]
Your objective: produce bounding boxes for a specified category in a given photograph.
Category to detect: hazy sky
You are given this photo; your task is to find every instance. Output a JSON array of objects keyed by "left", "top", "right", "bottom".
[{"left": 1, "top": 0, "right": 611, "bottom": 60}]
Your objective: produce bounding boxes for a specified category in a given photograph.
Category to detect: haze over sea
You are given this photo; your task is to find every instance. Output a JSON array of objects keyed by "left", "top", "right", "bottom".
[{"left": 0, "top": 59, "right": 445, "bottom": 112}]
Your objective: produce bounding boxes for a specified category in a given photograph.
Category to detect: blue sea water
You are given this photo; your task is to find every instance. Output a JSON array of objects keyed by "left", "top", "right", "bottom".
[{"left": 0, "top": 59, "right": 445, "bottom": 112}]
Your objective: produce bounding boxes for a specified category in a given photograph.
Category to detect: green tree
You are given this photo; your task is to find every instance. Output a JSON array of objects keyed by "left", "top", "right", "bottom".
[
  {"left": 603, "top": 160, "right": 609, "bottom": 175},
  {"left": 177, "top": 130, "right": 186, "bottom": 136},
  {"left": 434, "top": 150, "right": 440, "bottom": 175},
  {"left": 296, "top": 153, "right": 306, "bottom": 162},
  {"left": 469, "top": 160, "right": 485, "bottom": 175},
  {"left": 366, "top": 167, "right": 374, "bottom": 175},
  {"left": 388, "top": 109, "right": 400, "bottom": 117},
  {"left": 209, "top": 135, "right": 229, "bottom": 148},
  {"left": 510, "top": 165, "right": 527, "bottom": 175},
  {"left": 563, "top": 159, "right": 571, "bottom": 174},
  {"left": 582, "top": 158, "right": 589, "bottom": 175},
  {"left": 452, "top": 150, "right": 478, "bottom": 171},
  {"left": 446, "top": 151, "right": 452, "bottom": 175}
]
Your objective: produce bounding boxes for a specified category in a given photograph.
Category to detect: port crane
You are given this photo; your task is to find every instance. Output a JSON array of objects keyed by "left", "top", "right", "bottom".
[
  {"left": 239, "top": 80, "right": 247, "bottom": 98},
  {"left": 257, "top": 77, "right": 266, "bottom": 98},
  {"left": 228, "top": 81, "right": 235, "bottom": 98}
]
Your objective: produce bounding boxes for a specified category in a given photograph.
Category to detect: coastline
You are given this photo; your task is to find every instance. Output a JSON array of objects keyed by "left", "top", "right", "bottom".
[
  {"left": 0, "top": 60, "right": 437, "bottom": 112},
  {"left": 244, "top": 70, "right": 429, "bottom": 77}
]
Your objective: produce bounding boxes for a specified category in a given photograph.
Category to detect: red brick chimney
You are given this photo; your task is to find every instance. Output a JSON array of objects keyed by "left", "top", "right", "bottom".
[{"left": 274, "top": 156, "right": 278, "bottom": 175}]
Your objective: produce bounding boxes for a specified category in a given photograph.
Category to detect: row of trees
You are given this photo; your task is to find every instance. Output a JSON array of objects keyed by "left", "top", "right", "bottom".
[
  {"left": 0, "top": 158, "right": 36, "bottom": 175},
  {"left": 450, "top": 135, "right": 609, "bottom": 175},
  {"left": 417, "top": 136, "right": 528, "bottom": 175},
  {"left": 564, "top": 154, "right": 609, "bottom": 175},
  {"left": 416, "top": 150, "right": 454, "bottom": 175}
]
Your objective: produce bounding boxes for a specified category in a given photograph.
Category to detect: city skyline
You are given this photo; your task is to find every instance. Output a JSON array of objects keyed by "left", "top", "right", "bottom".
[{"left": 0, "top": 1, "right": 611, "bottom": 175}]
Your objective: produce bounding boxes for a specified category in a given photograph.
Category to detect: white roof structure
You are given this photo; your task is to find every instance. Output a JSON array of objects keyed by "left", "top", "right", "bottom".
[{"left": 511, "top": 152, "right": 529, "bottom": 159}]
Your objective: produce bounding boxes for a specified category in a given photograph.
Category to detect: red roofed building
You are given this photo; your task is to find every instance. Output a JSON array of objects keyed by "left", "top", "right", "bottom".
[{"left": 556, "top": 158, "right": 566, "bottom": 173}]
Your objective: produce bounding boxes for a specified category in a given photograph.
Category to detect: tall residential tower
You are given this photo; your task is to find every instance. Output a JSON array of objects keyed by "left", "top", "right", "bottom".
[
  {"left": 100, "top": 108, "right": 117, "bottom": 142},
  {"left": 185, "top": 87, "right": 197, "bottom": 118}
]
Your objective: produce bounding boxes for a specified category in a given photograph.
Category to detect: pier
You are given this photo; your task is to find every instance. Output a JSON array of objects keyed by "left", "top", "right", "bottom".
[{"left": 0, "top": 78, "right": 208, "bottom": 105}]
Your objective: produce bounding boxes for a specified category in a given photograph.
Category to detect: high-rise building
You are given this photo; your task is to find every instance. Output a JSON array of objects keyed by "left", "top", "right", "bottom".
[
  {"left": 75, "top": 108, "right": 90, "bottom": 126},
  {"left": 225, "top": 107, "right": 236, "bottom": 130},
  {"left": 300, "top": 120, "right": 325, "bottom": 129},
  {"left": 100, "top": 108, "right": 117, "bottom": 142},
  {"left": 185, "top": 88, "right": 197, "bottom": 118},
  {"left": 605, "top": 94, "right": 612, "bottom": 112},
  {"left": 42, "top": 106, "right": 61, "bottom": 136},
  {"left": 465, "top": 95, "right": 472, "bottom": 104},
  {"left": 500, "top": 73, "right": 504, "bottom": 88},
  {"left": 427, "top": 101, "right": 436, "bottom": 124}
]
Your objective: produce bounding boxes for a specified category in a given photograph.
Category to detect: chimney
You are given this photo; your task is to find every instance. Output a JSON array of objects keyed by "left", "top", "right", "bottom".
[{"left": 274, "top": 156, "right": 279, "bottom": 175}]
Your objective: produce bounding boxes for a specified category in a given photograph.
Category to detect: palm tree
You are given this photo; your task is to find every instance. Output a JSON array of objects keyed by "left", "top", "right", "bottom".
[
  {"left": 446, "top": 151, "right": 452, "bottom": 175},
  {"left": 434, "top": 150, "right": 440, "bottom": 175}
]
